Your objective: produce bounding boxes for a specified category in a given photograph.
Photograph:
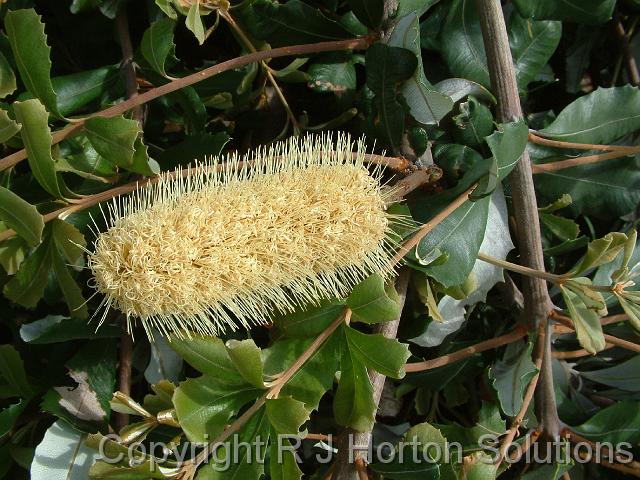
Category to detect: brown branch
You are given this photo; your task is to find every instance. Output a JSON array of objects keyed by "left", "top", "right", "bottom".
[
  {"left": 404, "top": 324, "right": 529, "bottom": 373},
  {"left": 563, "top": 428, "right": 640, "bottom": 477},
  {"left": 531, "top": 149, "right": 640, "bottom": 173},
  {"left": 332, "top": 268, "right": 411, "bottom": 479},
  {"left": 115, "top": 332, "right": 133, "bottom": 432},
  {"left": 552, "top": 311, "right": 640, "bottom": 353},
  {"left": 553, "top": 344, "right": 614, "bottom": 359},
  {"left": 388, "top": 167, "right": 442, "bottom": 201},
  {"left": 475, "top": 0, "right": 559, "bottom": 439},
  {"left": 614, "top": 17, "right": 640, "bottom": 86},
  {"left": 0, "top": 36, "right": 372, "bottom": 172},
  {"left": 528, "top": 132, "right": 640, "bottom": 153},
  {"left": 507, "top": 429, "right": 541, "bottom": 463},
  {"left": 495, "top": 320, "right": 547, "bottom": 467}
]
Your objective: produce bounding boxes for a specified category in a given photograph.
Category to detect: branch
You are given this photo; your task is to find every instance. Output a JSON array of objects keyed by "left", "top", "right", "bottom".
[
  {"left": 528, "top": 132, "right": 640, "bottom": 153},
  {"left": 404, "top": 324, "right": 529, "bottom": 373},
  {"left": 531, "top": 149, "right": 640, "bottom": 173},
  {"left": 0, "top": 36, "right": 372, "bottom": 171},
  {"left": 614, "top": 16, "right": 640, "bottom": 86},
  {"left": 475, "top": 0, "right": 559, "bottom": 439},
  {"left": 332, "top": 268, "right": 411, "bottom": 479},
  {"left": 552, "top": 311, "right": 640, "bottom": 353}
]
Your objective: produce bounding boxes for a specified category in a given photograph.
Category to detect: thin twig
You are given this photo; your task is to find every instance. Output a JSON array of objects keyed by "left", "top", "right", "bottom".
[
  {"left": 531, "top": 149, "right": 640, "bottom": 173},
  {"left": 553, "top": 344, "right": 614, "bottom": 359},
  {"left": 495, "top": 320, "right": 547, "bottom": 467},
  {"left": 0, "top": 36, "right": 372, "bottom": 171},
  {"left": 552, "top": 311, "right": 640, "bottom": 353},
  {"left": 507, "top": 429, "right": 541, "bottom": 463},
  {"left": 404, "top": 324, "right": 529, "bottom": 373},
  {"left": 528, "top": 132, "right": 640, "bottom": 153},
  {"left": 614, "top": 17, "right": 640, "bottom": 86},
  {"left": 563, "top": 428, "right": 640, "bottom": 477},
  {"left": 477, "top": 252, "right": 562, "bottom": 283}
]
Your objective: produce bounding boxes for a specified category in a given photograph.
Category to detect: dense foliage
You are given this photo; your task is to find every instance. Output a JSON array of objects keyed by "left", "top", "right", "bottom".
[{"left": 1, "top": 0, "right": 640, "bottom": 479}]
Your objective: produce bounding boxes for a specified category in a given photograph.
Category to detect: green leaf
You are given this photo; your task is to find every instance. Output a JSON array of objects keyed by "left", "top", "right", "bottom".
[
  {"left": 509, "top": 15, "right": 561, "bottom": 89},
  {"left": 434, "top": 77, "right": 496, "bottom": 104},
  {"left": 225, "top": 339, "right": 265, "bottom": 389},
  {"left": 269, "top": 427, "right": 303, "bottom": 480},
  {"left": 581, "top": 355, "right": 640, "bottom": 392},
  {"left": 617, "top": 294, "right": 640, "bottom": 332},
  {"left": 0, "top": 236, "right": 27, "bottom": 275},
  {"left": 51, "top": 219, "right": 86, "bottom": 266},
  {"left": 129, "top": 136, "right": 160, "bottom": 176},
  {"left": 245, "top": 0, "right": 354, "bottom": 47},
  {"left": 173, "top": 375, "right": 261, "bottom": 443},
  {"left": 168, "top": 336, "right": 241, "bottom": 383},
  {"left": 0, "top": 108, "right": 21, "bottom": 143},
  {"left": 3, "top": 235, "right": 52, "bottom": 308},
  {"left": 0, "top": 186, "right": 44, "bottom": 246},
  {"left": 266, "top": 396, "right": 309, "bottom": 434},
  {"left": 20, "top": 315, "right": 120, "bottom": 344},
  {"left": 487, "top": 120, "right": 529, "bottom": 181},
  {"left": 0, "top": 50, "right": 16, "bottom": 99},
  {"left": 539, "top": 194, "right": 572, "bottom": 213},
  {"left": 185, "top": 2, "right": 206, "bottom": 45},
  {"left": 347, "top": 0, "right": 383, "bottom": 29},
  {"left": 0, "top": 401, "right": 25, "bottom": 438},
  {"left": 386, "top": 13, "right": 454, "bottom": 125},
  {"left": 0, "top": 345, "right": 33, "bottom": 399},
  {"left": 489, "top": 341, "right": 538, "bottom": 417},
  {"left": 539, "top": 86, "right": 640, "bottom": 144},
  {"left": 571, "top": 232, "right": 628, "bottom": 275},
  {"left": 513, "top": 0, "right": 616, "bottom": 25},
  {"left": 365, "top": 43, "right": 417, "bottom": 152},
  {"left": 415, "top": 196, "right": 490, "bottom": 287},
  {"left": 540, "top": 213, "right": 579, "bottom": 241},
  {"left": 273, "top": 300, "right": 345, "bottom": 338},
  {"left": 573, "top": 400, "right": 640, "bottom": 444},
  {"left": 521, "top": 461, "right": 573, "bottom": 480},
  {"left": 13, "top": 99, "right": 63, "bottom": 198},
  {"left": 440, "top": 0, "right": 489, "bottom": 87},
  {"left": 195, "top": 407, "right": 269, "bottom": 480},
  {"left": 345, "top": 325, "right": 410, "bottom": 378},
  {"left": 263, "top": 332, "right": 340, "bottom": 410},
  {"left": 31, "top": 421, "right": 99, "bottom": 480},
  {"left": 141, "top": 17, "right": 176, "bottom": 77},
  {"left": 534, "top": 157, "right": 640, "bottom": 219},
  {"left": 560, "top": 285, "right": 606, "bottom": 355},
  {"left": 334, "top": 327, "right": 376, "bottom": 431},
  {"left": 347, "top": 273, "right": 401, "bottom": 324},
  {"left": 5, "top": 9, "right": 61, "bottom": 117},
  {"left": 307, "top": 52, "right": 356, "bottom": 93},
  {"left": 51, "top": 247, "right": 88, "bottom": 319},
  {"left": 84, "top": 115, "right": 139, "bottom": 168},
  {"left": 51, "top": 66, "right": 120, "bottom": 117},
  {"left": 452, "top": 96, "right": 494, "bottom": 147}
]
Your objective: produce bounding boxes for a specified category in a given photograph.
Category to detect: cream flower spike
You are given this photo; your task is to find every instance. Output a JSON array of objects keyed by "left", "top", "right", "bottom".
[{"left": 88, "top": 133, "right": 403, "bottom": 340}]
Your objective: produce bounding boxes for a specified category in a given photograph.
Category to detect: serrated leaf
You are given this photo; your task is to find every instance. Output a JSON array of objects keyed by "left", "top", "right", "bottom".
[
  {"left": 560, "top": 285, "right": 606, "bottom": 354},
  {"left": 31, "top": 421, "right": 99, "bottom": 480},
  {"left": 0, "top": 186, "right": 43, "bottom": 246},
  {"left": 509, "top": 15, "right": 561, "bottom": 89},
  {"left": 269, "top": 427, "right": 303, "bottom": 480},
  {"left": 266, "top": 397, "right": 309, "bottom": 434},
  {"left": 539, "top": 194, "right": 572, "bottom": 213},
  {"left": 84, "top": 115, "right": 139, "bottom": 167},
  {"left": 0, "top": 345, "right": 33, "bottom": 399},
  {"left": 489, "top": 341, "right": 538, "bottom": 417},
  {"left": 273, "top": 300, "right": 345, "bottom": 338},
  {"left": 347, "top": 273, "right": 401, "bottom": 323},
  {"left": 5, "top": 9, "right": 61, "bottom": 117},
  {"left": 141, "top": 17, "right": 176, "bottom": 77},
  {"left": 386, "top": 13, "right": 453, "bottom": 125},
  {"left": 173, "top": 375, "right": 261, "bottom": 443},
  {"left": 452, "top": 96, "right": 494, "bottom": 147},
  {"left": 168, "top": 336, "right": 240, "bottom": 382},
  {"left": 513, "top": 0, "right": 615, "bottom": 25},
  {"left": 13, "top": 99, "right": 63, "bottom": 198},
  {"left": 345, "top": 325, "right": 410, "bottom": 379},
  {"left": 334, "top": 328, "right": 376, "bottom": 431},
  {"left": 0, "top": 108, "right": 20, "bottom": 143},
  {"left": 0, "top": 236, "right": 27, "bottom": 275},
  {"left": 225, "top": 339, "right": 265, "bottom": 389},
  {"left": 539, "top": 86, "right": 640, "bottom": 144}
]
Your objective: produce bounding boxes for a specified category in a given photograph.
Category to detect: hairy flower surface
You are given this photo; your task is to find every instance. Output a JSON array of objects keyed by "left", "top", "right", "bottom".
[{"left": 89, "top": 135, "right": 400, "bottom": 339}]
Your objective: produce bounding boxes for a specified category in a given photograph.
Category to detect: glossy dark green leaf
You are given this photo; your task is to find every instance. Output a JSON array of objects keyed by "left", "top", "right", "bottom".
[
  {"left": 141, "top": 17, "right": 176, "bottom": 77},
  {"left": 0, "top": 236, "right": 27, "bottom": 275},
  {"left": 246, "top": 0, "right": 354, "bottom": 46},
  {"left": 51, "top": 247, "right": 88, "bottom": 319},
  {"left": 225, "top": 339, "right": 265, "bottom": 389},
  {"left": 489, "top": 341, "right": 538, "bottom": 417},
  {"left": 173, "top": 375, "right": 261, "bottom": 443},
  {"left": 307, "top": 52, "right": 356, "bottom": 93},
  {"left": 51, "top": 66, "right": 120, "bottom": 117},
  {"left": 581, "top": 355, "right": 640, "bottom": 392},
  {"left": 347, "top": 273, "right": 401, "bottom": 324},
  {"left": 3, "top": 234, "right": 52, "bottom": 308},
  {"left": 51, "top": 219, "right": 86, "bottom": 266},
  {"left": 334, "top": 327, "right": 376, "bottom": 431},
  {"left": 344, "top": 325, "right": 410, "bottom": 378},
  {"left": 273, "top": 300, "right": 345, "bottom": 338},
  {"left": 573, "top": 400, "right": 640, "bottom": 444},
  {"left": 433, "top": 77, "right": 496, "bottom": 104},
  {"left": 84, "top": 115, "right": 139, "bottom": 167},
  {"left": 347, "top": 0, "right": 382, "bottom": 29},
  {"left": 452, "top": 96, "right": 494, "bottom": 147},
  {"left": 509, "top": 15, "right": 561, "bottom": 89},
  {"left": 168, "top": 336, "right": 241, "bottom": 383},
  {"left": 0, "top": 401, "right": 25, "bottom": 438},
  {"left": 386, "top": 13, "right": 453, "bottom": 125},
  {"left": 5, "top": 9, "right": 61, "bottom": 117},
  {"left": 487, "top": 120, "right": 529, "bottom": 180},
  {"left": 539, "top": 86, "right": 640, "bottom": 144},
  {"left": 0, "top": 186, "right": 43, "bottom": 246},
  {"left": 13, "top": 99, "right": 63, "bottom": 198},
  {"left": 0, "top": 345, "right": 33, "bottom": 399},
  {"left": 269, "top": 427, "right": 303, "bottom": 480},
  {"left": 266, "top": 396, "right": 309, "bottom": 434},
  {"left": 365, "top": 43, "right": 417, "bottom": 152},
  {"left": 571, "top": 232, "right": 627, "bottom": 275},
  {"left": 513, "top": 0, "right": 615, "bottom": 25},
  {"left": 539, "top": 213, "right": 579, "bottom": 241},
  {"left": 415, "top": 196, "right": 490, "bottom": 287},
  {"left": 20, "top": 315, "right": 120, "bottom": 344}
]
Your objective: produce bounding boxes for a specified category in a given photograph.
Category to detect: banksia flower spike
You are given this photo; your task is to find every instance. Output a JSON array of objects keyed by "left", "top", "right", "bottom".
[{"left": 88, "top": 134, "right": 403, "bottom": 339}]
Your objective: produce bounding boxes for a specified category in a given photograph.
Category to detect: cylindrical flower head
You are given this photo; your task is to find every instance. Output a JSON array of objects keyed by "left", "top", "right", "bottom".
[{"left": 88, "top": 134, "right": 400, "bottom": 339}]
